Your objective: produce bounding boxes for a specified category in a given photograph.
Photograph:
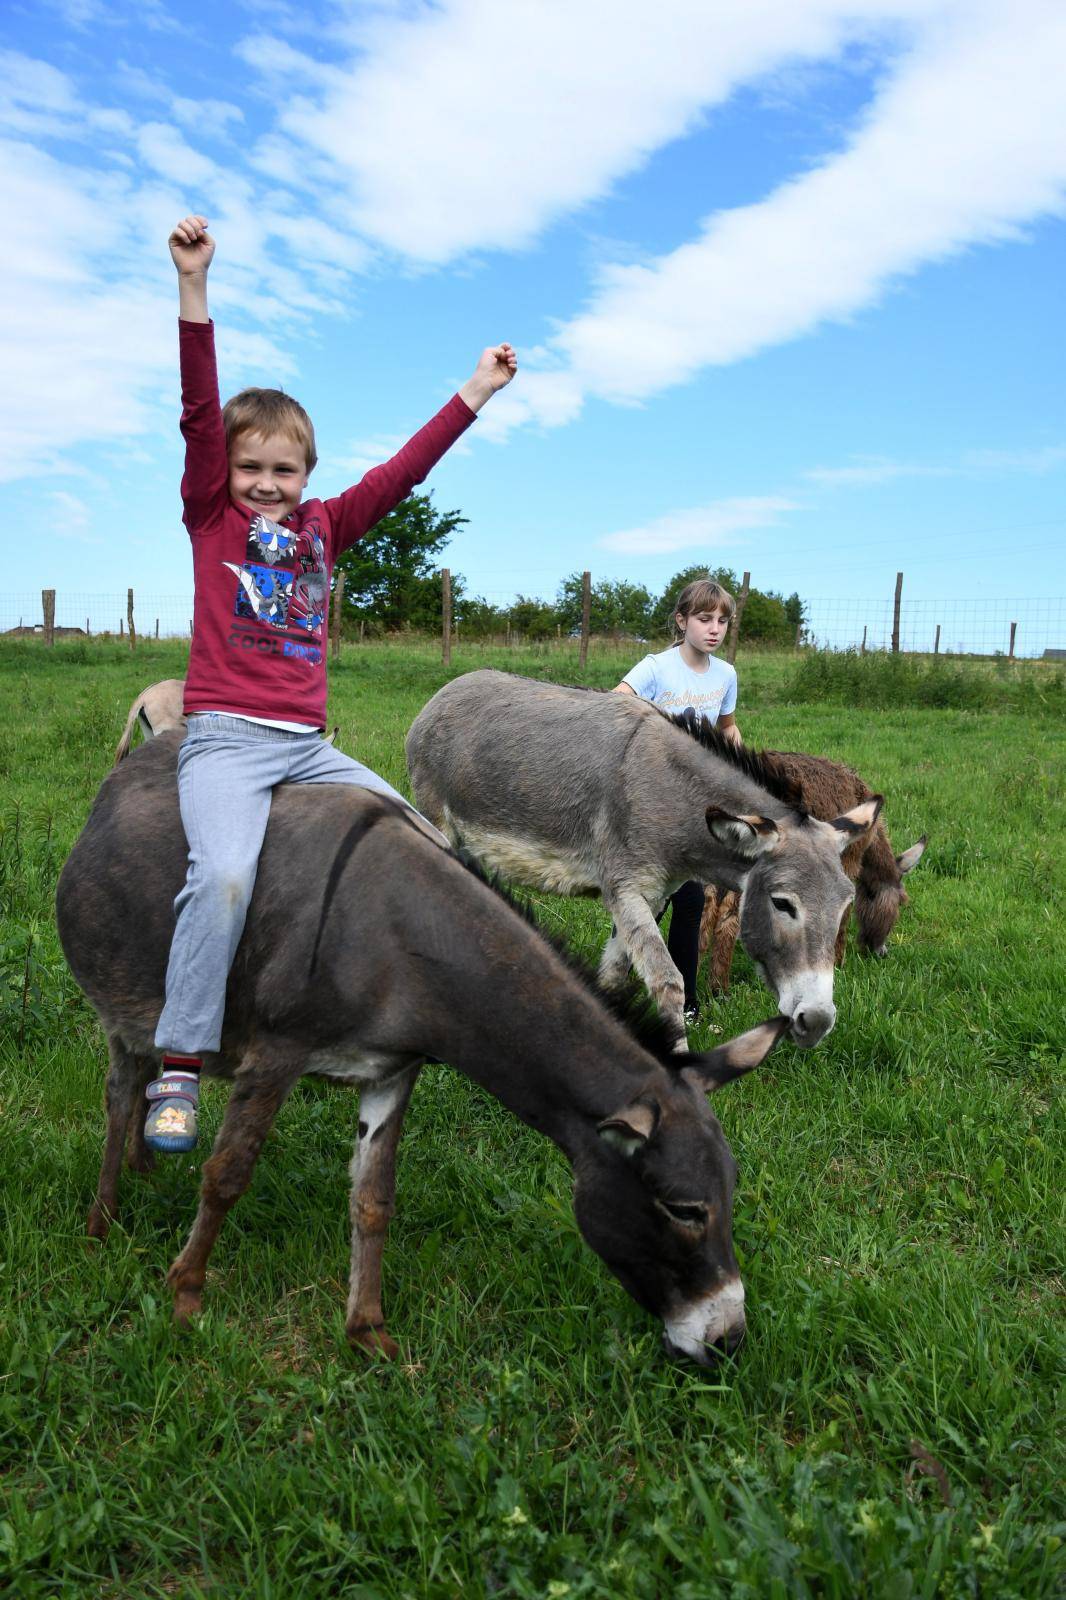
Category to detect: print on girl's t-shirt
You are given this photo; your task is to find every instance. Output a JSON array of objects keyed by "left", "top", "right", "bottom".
[{"left": 622, "top": 647, "right": 737, "bottom": 727}]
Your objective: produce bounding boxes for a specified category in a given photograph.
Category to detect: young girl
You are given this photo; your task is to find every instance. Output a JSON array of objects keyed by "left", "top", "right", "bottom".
[{"left": 613, "top": 578, "right": 742, "bottom": 1022}]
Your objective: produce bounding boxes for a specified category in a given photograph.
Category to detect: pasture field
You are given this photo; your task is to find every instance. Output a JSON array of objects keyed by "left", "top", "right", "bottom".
[{"left": 1, "top": 637, "right": 1063, "bottom": 1599}]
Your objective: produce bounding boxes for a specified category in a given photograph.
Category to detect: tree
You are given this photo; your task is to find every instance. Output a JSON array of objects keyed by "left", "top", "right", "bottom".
[
  {"left": 556, "top": 573, "right": 654, "bottom": 637},
  {"left": 509, "top": 595, "right": 558, "bottom": 638},
  {"left": 334, "top": 493, "right": 467, "bottom": 631}
]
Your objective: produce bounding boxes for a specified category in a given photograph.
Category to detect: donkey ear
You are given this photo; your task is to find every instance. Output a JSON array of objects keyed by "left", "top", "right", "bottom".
[
  {"left": 597, "top": 1099, "right": 659, "bottom": 1157},
  {"left": 706, "top": 805, "right": 780, "bottom": 859},
  {"left": 681, "top": 1015, "right": 791, "bottom": 1093},
  {"left": 828, "top": 795, "right": 883, "bottom": 853},
  {"left": 896, "top": 835, "right": 927, "bottom": 875}
]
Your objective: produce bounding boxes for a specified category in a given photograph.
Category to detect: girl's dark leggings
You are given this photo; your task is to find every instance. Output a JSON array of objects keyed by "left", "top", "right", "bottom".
[{"left": 665, "top": 879, "right": 705, "bottom": 1008}]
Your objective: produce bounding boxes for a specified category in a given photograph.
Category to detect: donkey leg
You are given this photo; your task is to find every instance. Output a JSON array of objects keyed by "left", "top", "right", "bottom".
[
  {"left": 166, "top": 1056, "right": 294, "bottom": 1324},
  {"left": 88, "top": 1036, "right": 150, "bottom": 1239},
  {"left": 709, "top": 891, "right": 741, "bottom": 995},
  {"left": 346, "top": 1066, "right": 419, "bottom": 1360},
  {"left": 597, "top": 923, "right": 632, "bottom": 993},
  {"left": 698, "top": 886, "right": 718, "bottom": 964},
  {"left": 603, "top": 888, "right": 686, "bottom": 1042},
  {"left": 125, "top": 1053, "right": 160, "bottom": 1175}
]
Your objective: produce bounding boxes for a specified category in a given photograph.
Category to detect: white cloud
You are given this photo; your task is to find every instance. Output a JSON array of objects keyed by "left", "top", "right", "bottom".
[
  {"left": 599, "top": 496, "right": 799, "bottom": 554},
  {"left": 254, "top": 0, "right": 916, "bottom": 264},
  {"left": 50, "top": 491, "right": 100, "bottom": 543},
  {"left": 484, "top": 0, "right": 1066, "bottom": 430},
  {"left": 4, "top": 0, "right": 1066, "bottom": 491},
  {"left": 806, "top": 443, "right": 1066, "bottom": 485}
]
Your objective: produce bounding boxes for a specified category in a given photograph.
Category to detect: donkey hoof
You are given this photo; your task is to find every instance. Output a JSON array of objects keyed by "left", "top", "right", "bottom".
[
  {"left": 348, "top": 1322, "right": 400, "bottom": 1361},
  {"left": 171, "top": 1288, "right": 203, "bottom": 1325},
  {"left": 87, "top": 1203, "right": 112, "bottom": 1240}
]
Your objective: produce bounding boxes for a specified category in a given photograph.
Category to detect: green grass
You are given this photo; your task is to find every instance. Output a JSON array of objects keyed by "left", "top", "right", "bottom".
[{"left": 1, "top": 637, "right": 1064, "bottom": 1598}]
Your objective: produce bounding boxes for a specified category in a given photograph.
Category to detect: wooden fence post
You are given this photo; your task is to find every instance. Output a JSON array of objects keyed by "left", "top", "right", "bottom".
[
  {"left": 42, "top": 589, "right": 55, "bottom": 647},
  {"left": 127, "top": 588, "right": 136, "bottom": 651},
  {"left": 579, "top": 570, "right": 591, "bottom": 669},
  {"left": 1008, "top": 621, "right": 1017, "bottom": 659},
  {"left": 119, "top": 618, "right": 123, "bottom": 637},
  {"left": 794, "top": 621, "right": 803, "bottom": 650},
  {"left": 891, "top": 571, "right": 903, "bottom": 653},
  {"left": 154, "top": 618, "right": 159, "bottom": 640},
  {"left": 331, "top": 570, "right": 346, "bottom": 662},
  {"left": 934, "top": 624, "right": 941, "bottom": 656},
  {"left": 861, "top": 625, "right": 867, "bottom": 654},
  {"left": 441, "top": 568, "right": 452, "bottom": 667},
  {"left": 86, "top": 617, "right": 91, "bottom": 637},
  {"left": 726, "top": 571, "right": 750, "bottom": 664}
]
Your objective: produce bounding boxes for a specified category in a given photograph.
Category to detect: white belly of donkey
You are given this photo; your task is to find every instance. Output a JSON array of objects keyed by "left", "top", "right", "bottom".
[{"left": 444, "top": 813, "right": 601, "bottom": 896}]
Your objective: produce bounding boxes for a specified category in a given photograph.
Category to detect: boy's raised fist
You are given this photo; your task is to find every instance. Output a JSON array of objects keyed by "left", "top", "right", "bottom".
[{"left": 169, "top": 216, "right": 215, "bottom": 276}]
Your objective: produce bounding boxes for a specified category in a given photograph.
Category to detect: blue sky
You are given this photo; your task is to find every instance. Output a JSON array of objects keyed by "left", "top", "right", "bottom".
[{"left": 4, "top": 0, "right": 1065, "bottom": 644}]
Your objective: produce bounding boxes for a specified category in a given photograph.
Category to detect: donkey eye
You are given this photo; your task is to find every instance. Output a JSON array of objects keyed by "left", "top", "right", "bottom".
[
  {"left": 655, "top": 1199, "right": 708, "bottom": 1229},
  {"left": 771, "top": 896, "right": 798, "bottom": 918}
]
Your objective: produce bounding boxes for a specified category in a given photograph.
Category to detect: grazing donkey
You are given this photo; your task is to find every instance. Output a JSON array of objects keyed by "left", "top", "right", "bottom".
[
  {"left": 113, "top": 679, "right": 186, "bottom": 763},
  {"left": 700, "top": 749, "right": 927, "bottom": 991},
  {"left": 407, "top": 672, "right": 884, "bottom": 1049},
  {"left": 113, "top": 678, "right": 339, "bottom": 765},
  {"left": 56, "top": 734, "right": 791, "bottom": 1365}
]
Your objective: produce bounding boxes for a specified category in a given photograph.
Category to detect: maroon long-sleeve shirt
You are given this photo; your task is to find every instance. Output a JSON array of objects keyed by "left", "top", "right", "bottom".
[{"left": 179, "top": 318, "right": 476, "bottom": 726}]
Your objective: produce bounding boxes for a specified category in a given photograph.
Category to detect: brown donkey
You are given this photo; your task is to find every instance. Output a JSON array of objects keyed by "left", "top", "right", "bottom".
[
  {"left": 700, "top": 749, "right": 926, "bottom": 992},
  {"left": 57, "top": 734, "right": 790, "bottom": 1366}
]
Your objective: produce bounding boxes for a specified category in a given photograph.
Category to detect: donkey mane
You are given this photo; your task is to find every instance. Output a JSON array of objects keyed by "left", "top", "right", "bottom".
[
  {"left": 451, "top": 840, "right": 680, "bottom": 1067},
  {"left": 663, "top": 708, "right": 806, "bottom": 812}
]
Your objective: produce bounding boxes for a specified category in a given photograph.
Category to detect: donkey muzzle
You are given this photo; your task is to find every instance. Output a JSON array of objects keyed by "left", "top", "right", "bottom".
[
  {"left": 776, "top": 970, "right": 837, "bottom": 1049},
  {"left": 663, "top": 1280, "right": 746, "bottom": 1364}
]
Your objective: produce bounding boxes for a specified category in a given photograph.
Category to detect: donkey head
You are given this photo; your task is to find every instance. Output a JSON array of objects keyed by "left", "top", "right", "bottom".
[
  {"left": 572, "top": 1015, "right": 789, "bottom": 1364},
  {"left": 705, "top": 797, "right": 884, "bottom": 1047},
  {"left": 856, "top": 835, "right": 927, "bottom": 956}
]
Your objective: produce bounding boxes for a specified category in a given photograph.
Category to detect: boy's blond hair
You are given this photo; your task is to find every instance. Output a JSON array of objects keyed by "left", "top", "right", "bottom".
[
  {"left": 671, "top": 577, "right": 735, "bottom": 642},
  {"left": 222, "top": 388, "right": 318, "bottom": 472}
]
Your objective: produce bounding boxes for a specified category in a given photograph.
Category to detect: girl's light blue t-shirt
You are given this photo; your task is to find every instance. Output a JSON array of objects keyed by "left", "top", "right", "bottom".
[{"left": 622, "top": 647, "right": 738, "bottom": 725}]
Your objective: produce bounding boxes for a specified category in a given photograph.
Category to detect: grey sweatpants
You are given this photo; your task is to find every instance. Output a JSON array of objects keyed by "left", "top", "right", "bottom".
[{"left": 154, "top": 713, "right": 439, "bottom": 1054}]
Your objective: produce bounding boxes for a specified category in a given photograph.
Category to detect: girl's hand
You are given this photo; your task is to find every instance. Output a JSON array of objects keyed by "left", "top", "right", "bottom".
[{"left": 169, "top": 216, "right": 215, "bottom": 276}]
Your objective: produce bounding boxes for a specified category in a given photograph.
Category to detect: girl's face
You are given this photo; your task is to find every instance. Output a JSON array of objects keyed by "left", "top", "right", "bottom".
[{"left": 678, "top": 607, "right": 730, "bottom": 655}]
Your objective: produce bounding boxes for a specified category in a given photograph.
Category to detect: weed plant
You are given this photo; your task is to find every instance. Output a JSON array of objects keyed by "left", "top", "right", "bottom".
[{"left": 0, "top": 637, "right": 1063, "bottom": 1597}]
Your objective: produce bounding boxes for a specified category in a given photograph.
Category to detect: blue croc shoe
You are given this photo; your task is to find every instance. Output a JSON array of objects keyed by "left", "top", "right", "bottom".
[{"left": 144, "top": 1069, "right": 200, "bottom": 1154}]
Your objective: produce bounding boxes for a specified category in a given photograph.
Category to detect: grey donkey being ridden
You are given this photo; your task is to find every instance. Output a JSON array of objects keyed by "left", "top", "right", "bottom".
[
  {"left": 406, "top": 671, "right": 884, "bottom": 1048},
  {"left": 57, "top": 736, "right": 791, "bottom": 1365},
  {"left": 147, "top": 213, "right": 516, "bottom": 1155}
]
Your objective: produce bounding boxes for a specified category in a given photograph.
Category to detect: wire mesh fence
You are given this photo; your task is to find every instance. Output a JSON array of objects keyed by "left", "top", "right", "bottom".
[
  {"left": 3, "top": 588, "right": 1064, "bottom": 658},
  {"left": 802, "top": 594, "right": 1064, "bottom": 659}
]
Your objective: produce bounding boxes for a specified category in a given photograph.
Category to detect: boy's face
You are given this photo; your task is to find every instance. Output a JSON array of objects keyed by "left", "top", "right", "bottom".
[
  {"left": 679, "top": 608, "right": 731, "bottom": 654},
  {"left": 229, "top": 430, "right": 309, "bottom": 523}
]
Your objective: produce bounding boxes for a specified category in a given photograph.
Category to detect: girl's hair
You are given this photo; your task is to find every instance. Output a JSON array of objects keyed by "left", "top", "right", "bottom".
[
  {"left": 671, "top": 578, "right": 735, "bottom": 643},
  {"left": 222, "top": 388, "right": 318, "bottom": 472}
]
